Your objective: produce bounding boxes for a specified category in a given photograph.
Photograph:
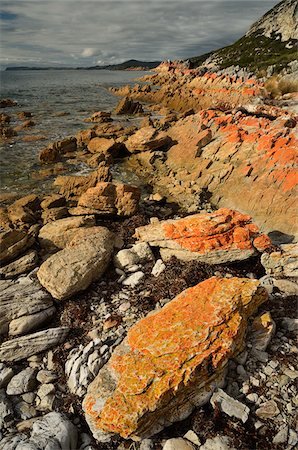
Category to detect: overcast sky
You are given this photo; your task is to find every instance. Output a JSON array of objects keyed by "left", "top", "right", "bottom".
[{"left": 0, "top": 0, "right": 280, "bottom": 68}]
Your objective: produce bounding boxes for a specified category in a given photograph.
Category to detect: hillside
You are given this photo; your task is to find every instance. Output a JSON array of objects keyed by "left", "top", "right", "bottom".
[{"left": 188, "top": 0, "right": 298, "bottom": 74}]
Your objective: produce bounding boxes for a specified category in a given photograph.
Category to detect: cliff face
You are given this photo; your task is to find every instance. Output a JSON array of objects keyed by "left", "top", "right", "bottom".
[
  {"left": 189, "top": 0, "right": 298, "bottom": 73},
  {"left": 246, "top": 0, "right": 298, "bottom": 42}
]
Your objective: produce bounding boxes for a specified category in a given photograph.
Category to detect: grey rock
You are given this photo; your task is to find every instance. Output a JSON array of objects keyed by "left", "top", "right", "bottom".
[
  {"left": 0, "top": 433, "right": 27, "bottom": 450},
  {"left": 0, "top": 327, "right": 69, "bottom": 362},
  {"left": 0, "top": 389, "right": 14, "bottom": 429},
  {"left": 36, "top": 370, "right": 58, "bottom": 384},
  {"left": 122, "top": 271, "right": 145, "bottom": 287},
  {"left": 256, "top": 400, "right": 280, "bottom": 419},
  {"left": 6, "top": 368, "right": 37, "bottom": 395},
  {"left": 273, "top": 425, "right": 288, "bottom": 445},
  {"left": 288, "top": 429, "right": 298, "bottom": 447},
  {"left": 163, "top": 438, "right": 195, "bottom": 450},
  {"left": 0, "top": 250, "right": 38, "bottom": 279},
  {"left": 140, "top": 439, "right": 154, "bottom": 450},
  {"left": 200, "top": 435, "right": 236, "bottom": 450},
  {"left": 35, "top": 384, "right": 56, "bottom": 411},
  {"left": 183, "top": 430, "right": 201, "bottom": 446},
  {"left": 210, "top": 388, "right": 250, "bottom": 423},
  {"left": 15, "top": 401, "right": 37, "bottom": 420},
  {"left": 281, "top": 318, "right": 298, "bottom": 334},
  {"left": 151, "top": 259, "right": 166, "bottom": 277},
  {"left": 0, "top": 278, "right": 54, "bottom": 337},
  {"left": 0, "top": 364, "right": 14, "bottom": 388}
]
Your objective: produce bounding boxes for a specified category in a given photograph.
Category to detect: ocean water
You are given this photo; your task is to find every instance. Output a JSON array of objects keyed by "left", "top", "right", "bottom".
[{"left": 0, "top": 69, "right": 147, "bottom": 198}]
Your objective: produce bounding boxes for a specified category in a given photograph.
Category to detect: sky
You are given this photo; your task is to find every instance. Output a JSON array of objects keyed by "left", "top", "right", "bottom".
[{"left": 0, "top": 0, "right": 281, "bottom": 68}]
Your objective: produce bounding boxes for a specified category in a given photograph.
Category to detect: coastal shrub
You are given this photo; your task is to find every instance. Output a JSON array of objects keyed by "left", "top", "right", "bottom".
[{"left": 264, "top": 75, "right": 298, "bottom": 98}]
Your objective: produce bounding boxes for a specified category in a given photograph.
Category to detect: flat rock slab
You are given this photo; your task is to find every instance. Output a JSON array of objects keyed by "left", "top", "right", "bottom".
[
  {"left": 135, "top": 208, "right": 272, "bottom": 264},
  {"left": 0, "top": 278, "right": 54, "bottom": 336},
  {"left": 0, "top": 327, "right": 70, "bottom": 362},
  {"left": 0, "top": 230, "right": 35, "bottom": 264},
  {"left": 83, "top": 277, "right": 267, "bottom": 441},
  {"left": 37, "top": 227, "right": 114, "bottom": 300},
  {"left": 0, "top": 249, "right": 38, "bottom": 278},
  {"left": 125, "top": 126, "right": 170, "bottom": 153}
]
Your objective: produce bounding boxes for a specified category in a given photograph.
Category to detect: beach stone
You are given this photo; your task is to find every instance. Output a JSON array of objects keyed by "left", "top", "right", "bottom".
[
  {"left": 0, "top": 278, "right": 54, "bottom": 337},
  {"left": 210, "top": 388, "right": 250, "bottom": 423},
  {"left": 39, "top": 137, "right": 77, "bottom": 163},
  {"left": 135, "top": 208, "right": 272, "bottom": 264},
  {"left": 0, "top": 327, "right": 69, "bottom": 362},
  {"left": 151, "top": 259, "right": 166, "bottom": 277},
  {"left": 6, "top": 368, "right": 37, "bottom": 395},
  {"left": 0, "top": 364, "right": 14, "bottom": 388},
  {"left": 76, "top": 128, "right": 96, "bottom": 147},
  {"left": 38, "top": 215, "right": 95, "bottom": 251},
  {"left": 256, "top": 400, "right": 280, "bottom": 419},
  {"left": 35, "top": 383, "right": 56, "bottom": 411},
  {"left": 114, "top": 96, "right": 144, "bottom": 115},
  {"left": 0, "top": 249, "right": 38, "bottom": 279},
  {"left": 251, "top": 312, "right": 276, "bottom": 351},
  {"left": 83, "top": 277, "right": 267, "bottom": 441},
  {"left": 183, "top": 430, "right": 201, "bottom": 446},
  {"left": 125, "top": 126, "right": 170, "bottom": 153},
  {"left": 0, "top": 389, "right": 14, "bottom": 429},
  {"left": 37, "top": 227, "right": 114, "bottom": 300},
  {"left": 163, "top": 438, "right": 195, "bottom": 450},
  {"left": 12, "top": 412, "right": 78, "bottom": 450},
  {"left": 0, "top": 230, "right": 35, "bottom": 264},
  {"left": 36, "top": 370, "right": 58, "bottom": 384},
  {"left": 78, "top": 182, "right": 140, "bottom": 217},
  {"left": 200, "top": 436, "right": 236, "bottom": 450},
  {"left": 122, "top": 271, "right": 145, "bottom": 287},
  {"left": 87, "top": 137, "right": 120, "bottom": 157},
  {"left": 261, "top": 243, "right": 298, "bottom": 279}
]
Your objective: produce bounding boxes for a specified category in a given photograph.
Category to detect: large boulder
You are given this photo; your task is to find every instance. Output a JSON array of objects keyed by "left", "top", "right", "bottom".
[
  {"left": 37, "top": 227, "right": 114, "bottom": 300},
  {"left": 83, "top": 277, "right": 267, "bottom": 441},
  {"left": 38, "top": 215, "right": 95, "bottom": 251},
  {"left": 135, "top": 208, "right": 272, "bottom": 264},
  {"left": 78, "top": 182, "right": 141, "bottom": 217},
  {"left": 0, "top": 277, "right": 54, "bottom": 336},
  {"left": 125, "top": 127, "right": 171, "bottom": 153}
]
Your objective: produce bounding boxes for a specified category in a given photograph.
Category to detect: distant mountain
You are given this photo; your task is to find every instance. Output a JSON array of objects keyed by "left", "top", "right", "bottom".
[
  {"left": 5, "top": 60, "right": 161, "bottom": 72},
  {"left": 187, "top": 0, "right": 298, "bottom": 74}
]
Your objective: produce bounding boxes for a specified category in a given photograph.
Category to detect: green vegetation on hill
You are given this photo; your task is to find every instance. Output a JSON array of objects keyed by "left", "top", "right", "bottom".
[{"left": 188, "top": 32, "right": 297, "bottom": 75}]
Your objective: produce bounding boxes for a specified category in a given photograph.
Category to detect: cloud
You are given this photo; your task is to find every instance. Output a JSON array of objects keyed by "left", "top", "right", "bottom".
[{"left": 1, "top": 1, "right": 281, "bottom": 67}]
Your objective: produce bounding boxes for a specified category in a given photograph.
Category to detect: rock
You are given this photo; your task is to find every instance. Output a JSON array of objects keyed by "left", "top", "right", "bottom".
[
  {"left": 114, "top": 96, "right": 144, "bottom": 115},
  {"left": 76, "top": 128, "right": 96, "bottom": 147},
  {"left": 0, "top": 327, "right": 69, "bottom": 362},
  {"left": 83, "top": 277, "right": 267, "bottom": 441},
  {"left": 18, "top": 111, "right": 32, "bottom": 119},
  {"left": 54, "top": 164, "right": 111, "bottom": 200},
  {"left": 40, "top": 194, "right": 66, "bottom": 210},
  {"left": 6, "top": 368, "right": 37, "bottom": 395},
  {"left": 78, "top": 182, "right": 140, "bottom": 217},
  {"left": 163, "top": 438, "right": 195, "bottom": 450},
  {"left": 39, "top": 137, "right": 77, "bottom": 164},
  {"left": 0, "top": 278, "right": 54, "bottom": 336},
  {"left": 200, "top": 436, "right": 236, "bottom": 450},
  {"left": 210, "top": 388, "right": 250, "bottom": 423},
  {"left": 41, "top": 207, "right": 68, "bottom": 224},
  {"left": 261, "top": 243, "right": 298, "bottom": 279},
  {"left": 86, "top": 111, "right": 111, "bottom": 122},
  {"left": 65, "top": 339, "right": 113, "bottom": 398},
  {"left": 273, "top": 278, "right": 298, "bottom": 295},
  {"left": 0, "top": 433, "right": 28, "bottom": 449},
  {"left": 36, "top": 370, "right": 58, "bottom": 384},
  {"left": 13, "top": 412, "right": 78, "bottom": 450},
  {"left": 273, "top": 425, "right": 288, "bottom": 444},
  {"left": 0, "top": 98, "right": 16, "bottom": 108},
  {"left": 0, "top": 113, "right": 10, "bottom": 123},
  {"left": 122, "top": 271, "right": 145, "bottom": 287},
  {"left": 125, "top": 126, "right": 171, "bottom": 153},
  {"left": 183, "top": 430, "right": 201, "bottom": 446},
  {"left": 87, "top": 137, "right": 120, "bottom": 157},
  {"left": 38, "top": 215, "right": 95, "bottom": 251},
  {"left": 37, "top": 227, "right": 114, "bottom": 300},
  {"left": 256, "top": 400, "right": 280, "bottom": 419},
  {"left": 0, "top": 250, "right": 38, "bottom": 279},
  {"left": 0, "top": 389, "right": 13, "bottom": 429},
  {"left": 250, "top": 312, "right": 276, "bottom": 351},
  {"left": 35, "top": 383, "right": 56, "bottom": 411},
  {"left": 0, "top": 230, "right": 35, "bottom": 264},
  {"left": 0, "top": 364, "right": 14, "bottom": 388},
  {"left": 15, "top": 401, "right": 37, "bottom": 420},
  {"left": 281, "top": 317, "right": 298, "bottom": 334},
  {"left": 135, "top": 208, "right": 272, "bottom": 264},
  {"left": 114, "top": 243, "right": 153, "bottom": 271},
  {"left": 151, "top": 259, "right": 166, "bottom": 277}
]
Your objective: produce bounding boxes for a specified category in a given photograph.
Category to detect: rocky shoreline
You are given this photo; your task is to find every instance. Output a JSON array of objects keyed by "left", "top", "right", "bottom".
[{"left": 0, "top": 62, "right": 297, "bottom": 450}]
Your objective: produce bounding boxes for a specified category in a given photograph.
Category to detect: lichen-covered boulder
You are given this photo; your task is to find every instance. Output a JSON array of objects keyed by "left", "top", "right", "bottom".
[
  {"left": 83, "top": 276, "right": 267, "bottom": 441},
  {"left": 135, "top": 208, "right": 272, "bottom": 264}
]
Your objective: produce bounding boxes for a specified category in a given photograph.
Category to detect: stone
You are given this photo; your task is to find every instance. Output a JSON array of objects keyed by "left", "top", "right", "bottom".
[
  {"left": 83, "top": 277, "right": 267, "bottom": 441},
  {"left": 40, "top": 194, "right": 66, "bottom": 210},
  {"left": 261, "top": 243, "right": 298, "bottom": 279},
  {"left": 87, "top": 137, "right": 120, "bottom": 157},
  {"left": 135, "top": 208, "right": 272, "bottom": 264},
  {"left": 139, "top": 439, "right": 154, "bottom": 450},
  {"left": 0, "top": 250, "right": 38, "bottom": 279},
  {"left": 0, "top": 364, "right": 14, "bottom": 388},
  {"left": 38, "top": 215, "right": 95, "bottom": 251},
  {"left": 36, "top": 370, "right": 58, "bottom": 384},
  {"left": 0, "top": 278, "right": 55, "bottom": 337},
  {"left": 86, "top": 111, "right": 112, "bottom": 122},
  {"left": 281, "top": 317, "right": 298, "bottom": 334},
  {"left": 210, "top": 388, "right": 250, "bottom": 423},
  {"left": 37, "top": 227, "right": 114, "bottom": 300},
  {"left": 122, "top": 271, "right": 145, "bottom": 287},
  {"left": 78, "top": 182, "right": 140, "bottom": 217},
  {"left": 250, "top": 312, "right": 276, "bottom": 351},
  {"left": 273, "top": 278, "right": 298, "bottom": 295},
  {"left": 200, "top": 436, "right": 236, "bottom": 450},
  {"left": 41, "top": 206, "right": 69, "bottom": 223},
  {"left": 6, "top": 368, "right": 36, "bottom": 395},
  {"left": 183, "top": 430, "right": 201, "bottom": 446},
  {"left": 0, "top": 230, "right": 35, "bottom": 264},
  {"left": 151, "top": 259, "right": 166, "bottom": 277},
  {"left": 114, "top": 249, "right": 139, "bottom": 270},
  {"left": 0, "top": 389, "right": 13, "bottom": 429},
  {"left": 125, "top": 126, "right": 171, "bottom": 153},
  {"left": 39, "top": 137, "right": 77, "bottom": 163},
  {"left": 35, "top": 383, "right": 56, "bottom": 411},
  {"left": 163, "top": 438, "right": 195, "bottom": 450},
  {"left": 0, "top": 327, "right": 69, "bottom": 362},
  {"left": 15, "top": 401, "right": 37, "bottom": 420},
  {"left": 256, "top": 400, "right": 280, "bottom": 419},
  {"left": 0, "top": 433, "right": 28, "bottom": 449},
  {"left": 0, "top": 98, "right": 17, "bottom": 107},
  {"left": 132, "top": 242, "right": 154, "bottom": 261},
  {"left": 114, "top": 96, "right": 144, "bottom": 115}
]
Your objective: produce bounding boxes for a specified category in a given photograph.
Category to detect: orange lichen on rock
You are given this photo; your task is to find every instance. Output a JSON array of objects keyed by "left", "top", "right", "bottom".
[{"left": 83, "top": 277, "right": 268, "bottom": 441}]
